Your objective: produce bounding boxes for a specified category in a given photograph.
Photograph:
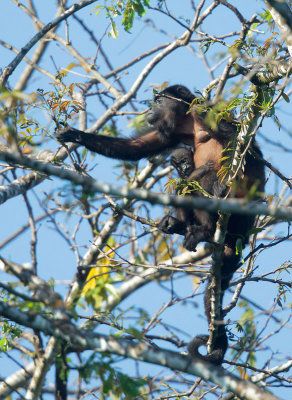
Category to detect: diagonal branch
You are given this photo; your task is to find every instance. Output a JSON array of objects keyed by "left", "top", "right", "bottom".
[
  {"left": 0, "top": 0, "right": 99, "bottom": 86},
  {"left": 0, "top": 301, "right": 280, "bottom": 400},
  {"left": 0, "top": 362, "right": 34, "bottom": 398},
  {"left": 89, "top": 0, "right": 220, "bottom": 133},
  {"left": 0, "top": 150, "right": 291, "bottom": 220},
  {"left": 265, "top": 0, "right": 292, "bottom": 57}
]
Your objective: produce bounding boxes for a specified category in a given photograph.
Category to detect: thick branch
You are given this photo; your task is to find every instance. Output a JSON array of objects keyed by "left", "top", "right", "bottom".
[
  {"left": 25, "top": 337, "right": 60, "bottom": 400},
  {"left": 0, "top": 147, "right": 72, "bottom": 205},
  {"left": 0, "top": 302, "right": 280, "bottom": 400},
  {"left": 207, "top": 213, "right": 230, "bottom": 353},
  {"left": 0, "top": 0, "right": 99, "bottom": 86},
  {"left": 0, "top": 362, "right": 34, "bottom": 398},
  {"left": 234, "top": 61, "right": 292, "bottom": 85},
  {"left": 0, "top": 150, "right": 291, "bottom": 220},
  {"left": 0, "top": 257, "right": 63, "bottom": 308},
  {"left": 265, "top": 0, "right": 292, "bottom": 28},
  {"left": 265, "top": 0, "right": 292, "bottom": 57}
]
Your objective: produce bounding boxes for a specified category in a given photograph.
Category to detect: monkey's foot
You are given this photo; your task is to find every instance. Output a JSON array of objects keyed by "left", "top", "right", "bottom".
[
  {"left": 158, "top": 215, "right": 187, "bottom": 235},
  {"left": 183, "top": 230, "right": 199, "bottom": 252}
]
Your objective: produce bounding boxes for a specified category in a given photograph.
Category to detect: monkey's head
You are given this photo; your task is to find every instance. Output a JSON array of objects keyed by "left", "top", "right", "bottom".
[
  {"left": 146, "top": 85, "right": 195, "bottom": 138},
  {"left": 170, "top": 147, "right": 194, "bottom": 179}
]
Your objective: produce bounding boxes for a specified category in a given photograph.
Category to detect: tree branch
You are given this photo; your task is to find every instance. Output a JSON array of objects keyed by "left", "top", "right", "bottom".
[
  {"left": 0, "top": 150, "right": 291, "bottom": 220},
  {"left": 0, "top": 301, "right": 280, "bottom": 400},
  {"left": 0, "top": 0, "right": 99, "bottom": 86},
  {"left": 0, "top": 362, "right": 34, "bottom": 398},
  {"left": 265, "top": 0, "right": 292, "bottom": 57}
]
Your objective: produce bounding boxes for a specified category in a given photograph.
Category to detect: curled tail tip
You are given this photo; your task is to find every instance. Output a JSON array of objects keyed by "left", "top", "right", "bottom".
[{"left": 188, "top": 334, "right": 226, "bottom": 366}]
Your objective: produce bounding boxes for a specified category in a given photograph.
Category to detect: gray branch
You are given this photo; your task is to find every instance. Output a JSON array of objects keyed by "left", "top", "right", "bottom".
[
  {"left": 0, "top": 150, "right": 291, "bottom": 220},
  {"left": 265, "top": 0, "right": 292, "bottom": 57},
  {"left": 0, "top": 301, "right": 280, "bottom": 400},
  {"left": 0, "top": 362, "right": 34, "bottom": 398},
  {"left": 0, "top": 147, "right": 71, "bottom": 206},
  {"left": 234, "top": 61, "right": 292, "bottom": 85},
  {"left": 0, "top": 0, "right": 99, "bottom": 86},
  {"left": 265, "top": 0, "right": 292, "bottom": 29}
]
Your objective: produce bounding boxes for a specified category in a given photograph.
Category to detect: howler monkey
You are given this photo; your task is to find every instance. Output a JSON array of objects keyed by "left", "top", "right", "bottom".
[
  {"left": 158, "top": 147, "right": 225, "bottom": 241},
  {"left": 162, "top": 147, "right": 248, "bottom": 364},
  {"left": 55, "top": 85, "right": 195, "bottom": 161},
  {"left": 56, "top": 84, "right": 265, "bottom": 364}
]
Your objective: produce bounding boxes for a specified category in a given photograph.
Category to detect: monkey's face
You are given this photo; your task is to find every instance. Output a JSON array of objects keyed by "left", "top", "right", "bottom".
[
  {"left": 146, "top": 96, "right": 178, "bottom": 137},
  {"left": 146, "top": 85, "right": 195, "bottom": 138},
  {"left": 171, "top": 148, "right": 194, "bottom": 179}
]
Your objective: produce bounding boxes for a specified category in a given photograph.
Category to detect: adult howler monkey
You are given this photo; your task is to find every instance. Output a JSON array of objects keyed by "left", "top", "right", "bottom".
[{"left": 56, "top": 85, "right": 265, "bottom": 364}]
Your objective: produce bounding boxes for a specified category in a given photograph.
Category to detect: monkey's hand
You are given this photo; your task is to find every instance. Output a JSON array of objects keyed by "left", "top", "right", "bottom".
[
  {"left": 183, "top": 224, "right": 214, "bottom": 251},
  {"left": 183, "top": 227, "right": 200, "bottom": 252},
  {"left": 158, "top": 215, "right": 187, "bottom": 235},
  {"left": 187, "top": 160, "right": 215, "bottom": 181},
  {"left": 55, "top": 126, "right": 83, "bottom": 144},
  {"left": 202, "top": 160, "right": 215, "bottom": 169}
]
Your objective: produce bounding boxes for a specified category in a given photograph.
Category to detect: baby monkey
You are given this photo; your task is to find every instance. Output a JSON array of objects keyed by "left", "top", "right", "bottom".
[
  {"left": 158, "top": 147, "right": 221, "bottom": 240},
  {"left": 159, "top": 147, "right": 229, "bottom": 364}
]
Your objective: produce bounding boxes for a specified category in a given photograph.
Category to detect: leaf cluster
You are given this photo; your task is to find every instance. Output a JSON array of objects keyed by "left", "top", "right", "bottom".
[
  {"left": 92, "top": 0, "right": 150, "bottom": 38},
  {"left": 0, "top": 320, "right": 22, "bottom": 352},
  {"left": 81, "top": 241, "right": 121, "bottom": 310},
  {"left": 34, "top": 80, "right": 84, "bottom": 129},
  {"left": 165, "top": 178, "right": 211, "bottom": 197},
  {"left": 79, "top": 354, "right": 147, "bottom": 399}
]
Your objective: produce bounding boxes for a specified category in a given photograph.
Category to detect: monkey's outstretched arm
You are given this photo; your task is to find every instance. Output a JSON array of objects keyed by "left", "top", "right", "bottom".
[{"left": 56, "top": 126, "right": 179, "bottom": 161}]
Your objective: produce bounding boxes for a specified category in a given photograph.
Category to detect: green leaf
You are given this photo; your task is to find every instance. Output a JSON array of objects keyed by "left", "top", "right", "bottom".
[
  {"left": 104, "top": 283, "right": 120, "bottom": 300},
  {"left": 133, "top": 2, "right": 145, "bottom": 16},
  {"left": 109, "top": 20, "right": 119, "bottom": 38},
  {"left": 282, "top": 92, "right": 290, "bottom": 103},
  {"left": 92, "top": 5, "right": 103, "bottom": 17},
  {"left": 0, "top": 337, "right": 9, "bottom": 351},
  {"left": 235, "top": 238, "right": 243, "bottom": 256},
  {"left": 247, "top": 227, "right": 264, "bottom": 235},
  {"left": 127, "top": 326, "right": 144, "bottom": 340},
  {"left": 273, "top": 115, "right": 281, "bottom": 130},
  {"left": 117, "top": 372, "right": 146, "bottom": 397},
  {"left": 122, "top": 8, "right": 135, "bottom": 32}
]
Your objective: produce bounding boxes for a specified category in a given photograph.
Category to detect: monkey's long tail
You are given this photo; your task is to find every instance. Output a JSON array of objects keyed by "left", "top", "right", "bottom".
[{"left": 188, "top": 251, "right": 240, "bottom": 365}]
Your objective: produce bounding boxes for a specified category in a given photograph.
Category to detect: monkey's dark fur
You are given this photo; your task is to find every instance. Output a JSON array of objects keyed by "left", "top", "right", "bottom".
[
  {"left": 56, "top": 85, "right": 265, "bottom": 364},
  {"left": 158, "top": 148, "right": 225, "bottom": 240},
  {"left": 163, "top": 147, "right": 238, "bottom": 364}
]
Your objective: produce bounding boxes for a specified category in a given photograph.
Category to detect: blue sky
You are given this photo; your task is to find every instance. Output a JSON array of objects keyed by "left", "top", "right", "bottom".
[{"left": 1, "top": 1, "right": 291, "bottom": 398}]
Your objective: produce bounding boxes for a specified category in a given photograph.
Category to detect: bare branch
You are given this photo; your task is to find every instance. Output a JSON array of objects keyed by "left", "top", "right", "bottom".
[
  {"left": 0, "top": 0, "right": 99, "bottom": 86},
  {"left": 0, "top": 362, "right": 34, "bottom": 398},
  {"left": 0, "top": 301, "right": 281, "bottom": 400},
  {"left": 0, "top": 150, "right": 291, "bottom": 220}
]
